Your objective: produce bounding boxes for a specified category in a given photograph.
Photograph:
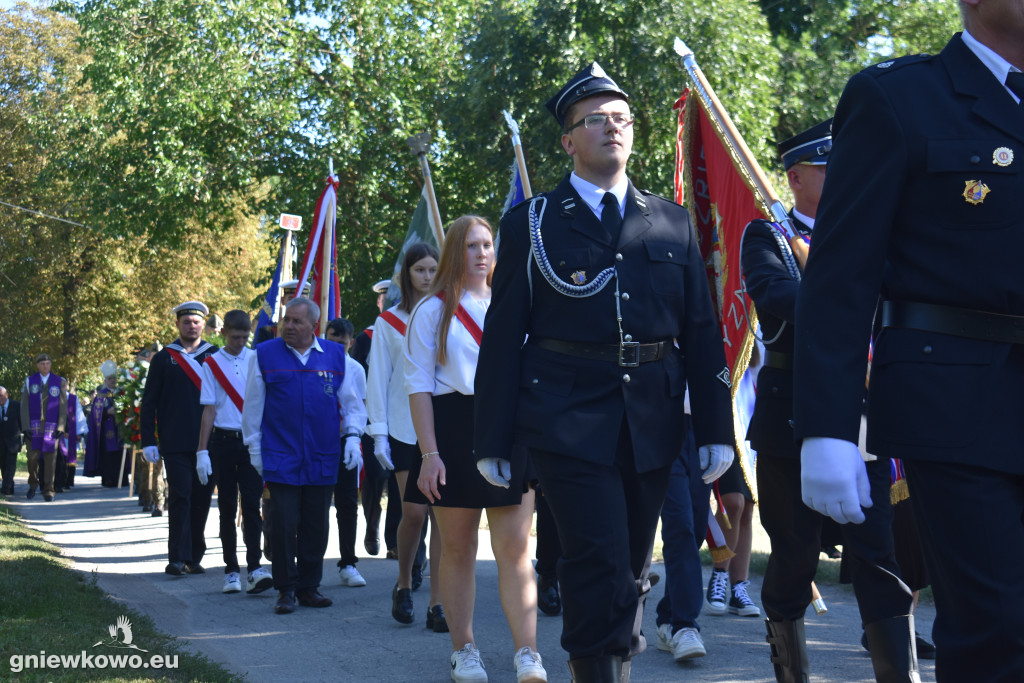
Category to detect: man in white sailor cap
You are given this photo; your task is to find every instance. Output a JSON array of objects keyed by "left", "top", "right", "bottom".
[{"left": 140, "top": 300, "right": 219, "bottom": 576}]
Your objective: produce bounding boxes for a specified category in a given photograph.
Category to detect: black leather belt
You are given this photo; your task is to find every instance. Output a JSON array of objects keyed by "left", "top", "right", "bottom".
[
  {"left": 212, "top": 427, "right": 243, "bottom": 439},
  {"left": 763, "top": 351, "right": 793, "bottom": 369},
  {"left": 881, "top": 300, "right": 1024, "bottom": 345},
  {"left": 534, "top": 338, "right": 669, "bottom": 368}
]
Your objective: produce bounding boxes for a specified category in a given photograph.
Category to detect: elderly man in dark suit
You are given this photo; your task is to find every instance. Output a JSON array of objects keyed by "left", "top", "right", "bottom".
[
  {"left": 475, "top": 62, "right": 734, "bottom": 682},
  {"left": 0, "top": 386, "right": 23, "bottom": 495},
  {"left": 794, "top": 1, "right": 1024, "bottom": 680}
]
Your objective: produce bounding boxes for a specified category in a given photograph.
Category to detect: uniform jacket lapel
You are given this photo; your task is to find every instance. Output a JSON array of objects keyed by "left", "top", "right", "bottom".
[
  {"left": 560, "top": 177, "right": 616, "bottom": 248},
  {"left": 617, "top": 182, "right": 652, "bottom": 249},
  {"left": 944, "top": 33, "right": 1024, "bottom": 145}
]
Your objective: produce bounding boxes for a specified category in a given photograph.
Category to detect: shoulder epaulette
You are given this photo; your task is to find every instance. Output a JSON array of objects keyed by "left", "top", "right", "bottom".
[
  {"left": 505, "top": 193, "right": 545, "bottom": 216},
  {"left": 862, "top": 53, "right": 933, "bottom": 77}
]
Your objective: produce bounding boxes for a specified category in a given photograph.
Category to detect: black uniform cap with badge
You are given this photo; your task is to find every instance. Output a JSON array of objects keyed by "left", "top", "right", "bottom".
[
  {"left": 777, "top": 119, "right": 832, "bottom": 170},
  {"left": 546, "top": 61, "right": 629, "bottom": 130}
]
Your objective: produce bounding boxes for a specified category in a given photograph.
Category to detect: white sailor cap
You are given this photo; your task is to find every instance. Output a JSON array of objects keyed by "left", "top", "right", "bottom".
[
  {"left": 100, "top": 360, "right": 117, "bottom": 379},
  {"left": 173, "top": 301, "right": 209, "bottom": 318},
  {"left": 373, "top": 279, "right": 392, "bottom": 294},
  {"left": 280, "top": 279, "right": 311, "bottom": 293}
]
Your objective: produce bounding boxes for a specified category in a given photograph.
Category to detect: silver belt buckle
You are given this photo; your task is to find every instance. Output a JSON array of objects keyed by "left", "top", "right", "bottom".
[{"left": 618, "top": 341, "right": 640, "bottom": 367}]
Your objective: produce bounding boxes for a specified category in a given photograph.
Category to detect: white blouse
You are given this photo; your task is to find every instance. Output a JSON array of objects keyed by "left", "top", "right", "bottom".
[
  {"left": 404, "top": 291, "right": 489, "bottom": 397},
  {"left": 365, "top": 306, "right": 417, "bottom": 444}
]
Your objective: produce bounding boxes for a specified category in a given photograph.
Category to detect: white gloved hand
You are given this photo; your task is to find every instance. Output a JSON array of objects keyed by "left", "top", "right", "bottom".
[
  {"left": 142, "top": 446, "right": 160, "bottom": 464},
  {"left": 801, "top": 436, "right": 872, "bottom": 525},
  {"left": 698, "top": 443, "right": 734, "bottom": 484},
  {"left": 195, "top": 449, "right": 212, "bottom": 485},
  {"left": 343, "top": 436, "right": 363, "bottom": 471},
  {"left": 249, "top": 446, "right": 263, "bottom": 477},
  {"left": 373, "top": 435, "right": 394, "bottom": 471},
  {"left": 476, "top": 458, "right": 511, "bottom": 488}
]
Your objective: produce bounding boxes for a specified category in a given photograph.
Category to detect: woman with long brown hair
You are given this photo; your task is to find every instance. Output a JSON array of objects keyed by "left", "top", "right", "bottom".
[{"left": 404, "top": 216, "right": 546, "bottom": 683}]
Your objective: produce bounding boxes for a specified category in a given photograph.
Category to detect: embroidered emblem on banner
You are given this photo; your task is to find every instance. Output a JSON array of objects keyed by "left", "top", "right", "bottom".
[
  {"left": 716, "top": 367, "right": 731, "bottom": 388},
  {"left": 993, "top": 147, "right": 1014, "bottom": 167},
  {"left": 963, "top": 180, "right": 990, "bottom": 205}
]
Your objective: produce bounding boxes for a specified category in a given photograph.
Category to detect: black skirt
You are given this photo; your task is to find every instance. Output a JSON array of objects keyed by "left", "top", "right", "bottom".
[{"left": 404, "top": 392, "right": 528, "bottom": 509}]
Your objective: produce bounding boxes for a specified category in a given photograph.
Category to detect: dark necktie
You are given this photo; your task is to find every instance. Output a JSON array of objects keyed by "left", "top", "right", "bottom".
[
  {"left": 1006, "top": 71, "right": 1024, "bottom": 105},
  {"left": 601, "top": 192, "right": 622, "bottom": 243}
]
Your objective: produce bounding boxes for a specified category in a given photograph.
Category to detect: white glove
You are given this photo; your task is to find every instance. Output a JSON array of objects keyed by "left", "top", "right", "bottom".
[
  {"left": 343, "top": 436, "right": 363, "bottom": 471},
  {"left": 801, "top": 436, "right": 872, "bottom": 525},
  {"left": 249, "top": 446, "right": 263, "bottom": 477},
  {"left": 373, "top": 435, "right": 394, "bottom": 471},
  {"left": 477, "top": 458, "right": 511, "bottom": 488},
  {"left": 195, "top": 449, "right": 212, "bottom": 485},
  {"left": 698, "top": 444, "right": 734, "bottom": 484},
  {"left": 142, "top": 446, "right": 160, "bottom": 464}
]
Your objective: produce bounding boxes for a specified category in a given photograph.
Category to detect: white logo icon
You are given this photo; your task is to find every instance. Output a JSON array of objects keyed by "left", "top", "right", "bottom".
[{"left": 93, "top": 615, "right": 148, "bottom": 652}]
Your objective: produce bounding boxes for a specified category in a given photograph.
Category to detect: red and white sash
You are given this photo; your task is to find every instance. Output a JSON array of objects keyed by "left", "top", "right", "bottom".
[
  {"left": 436, "top": 292, "right": 483, "bottom": 346},
  {"left": 378, "top": 310, "right": 407, "bottom": 337},
  {"left": 166, "top": 342, "right": 210, "bottom": 391},
  {"left": 205, "top": 354, "right": 244, "bottom": 412}
]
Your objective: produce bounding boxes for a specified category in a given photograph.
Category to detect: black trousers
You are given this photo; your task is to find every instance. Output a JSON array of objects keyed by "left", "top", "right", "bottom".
[
  {"left": 757, "top": 454, "right": 912, "bottom": 625},
  {"left": 101, "top": 448, "right": 129, "bottom": 487},
  {"left": 267, "top": 481, "right": 333, "bottom": 593},
  {"left": 209, "top": 431, "right": 263, "bottom": 573},
  {"left": 534, "top": 490, "right": 561, "bottom": 579},
  {"left": 904, "top": 460, "right": 1024, "bottom": 682},
  {"left": 334, "top": 457, "right": 358, "bottom": 567},
  {"left": 163, "top": 451, "right": 215, "bottom": 565},
  {"left": 1, "top": 443, "right": 18, "bottom": 492},
  {"left": 530, "top": 419, "right": 671, "bottom": 661},
  {"left": 361, "top": 434, "right": 403, "bottom": 552}
]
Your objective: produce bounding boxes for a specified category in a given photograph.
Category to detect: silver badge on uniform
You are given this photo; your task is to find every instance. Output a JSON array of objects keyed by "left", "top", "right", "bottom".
[
  {"left": 993, "top": 147, "right": 1014, "bottom": 167},
  {"left": 571, "top": 270, "right": 587, "bottom": 285}
]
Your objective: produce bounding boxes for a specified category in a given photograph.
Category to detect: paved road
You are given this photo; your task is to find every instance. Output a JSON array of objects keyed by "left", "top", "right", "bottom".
[{"left": 5, "top": 477, "right": 936, "bottom": 682}]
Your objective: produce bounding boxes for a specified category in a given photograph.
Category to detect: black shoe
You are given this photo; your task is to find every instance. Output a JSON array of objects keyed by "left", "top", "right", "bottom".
[
  {"left": 538, "top": 575, "right": 561, "bottom": 616},
  {"left": 183, "top": 563, "right": 205, "bottom": 574},
  {"left": 411, "top": 562, "right": 423, "bottom": 592},
  {"left": 143, "top": 503, "right": 153, "bottom": 512},
  {"left": 392, "top": 585, "right": 414, "bottom": 624},
  {"left": 274, "top": 591, "right": 296, "bottom": 614},
  {"left": 43, "top": 493, "right": 54, "bottom": 502},
  {"left": 649, "top": 572, "right": 661, "bottom": 587},
  {"left": 915, "top": 632, "right": 935, "bottom": 660},
  {"left": 27, "top": 488, "right": 36, "bottom": 499},
  {"left": 296, "top": 588, "right": 332, "bottom": 608},
  {"left": 821, "top": 545, "right": 843, "bottom": 559},
  {"left": 151, "top": 508, "right": 163, "bottom": 517},
  {"left": 426, "top": 604, "right": 449, "bottom": 633},
  {"left": 385, "top": 548, "right": 399, "bottom": 560},
  {"left": 364, "top": 533, "right": 380, "bottom": 556},
  {"left": 165, "top": 562, "right": 185, "bottom": 576}
]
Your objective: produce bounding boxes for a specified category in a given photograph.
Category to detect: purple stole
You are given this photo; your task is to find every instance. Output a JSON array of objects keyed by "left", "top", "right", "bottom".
[
  {"left": 28, "top": 373, "right": 62, "bottom": 453},
  {"left": 84, "top": 386, "right": 120, "bottom": 476},
  {"left": 58, "top": 394, "right": 79, "bottom": 464}
]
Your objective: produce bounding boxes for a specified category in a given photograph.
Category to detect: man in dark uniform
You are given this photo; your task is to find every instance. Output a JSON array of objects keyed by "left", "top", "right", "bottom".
[
  {"left": 141, "top": 301, "right": 218, "bottom": 576},
  {"left": 794, "top": 2, "right": 1024, "bottom": 680},
  {"left": 0, "top": 386, "right": 23, "bottom": 495},
  {"left": 742, "top": 122, "right": 917, "bottom": 682},
  {"left": 474, "top": 62, "right": 735, "bottom": 682}
]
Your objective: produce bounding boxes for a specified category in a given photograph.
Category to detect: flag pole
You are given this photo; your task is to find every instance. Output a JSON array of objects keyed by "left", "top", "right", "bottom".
[
  {"left": 673, "top": 39, "right": 803, "bottom": 259},
  {"left": 502, "top": 111, "right": 533, "bottom": 199},
  {"left": 406, "top": 132, "right": 445, "bottom": 247},
  {"left": 319, "top": 161, "right": 335, "bottom": 336}
]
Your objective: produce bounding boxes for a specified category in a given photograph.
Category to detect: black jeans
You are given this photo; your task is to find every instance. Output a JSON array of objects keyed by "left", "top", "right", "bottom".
[
  {"left": 209, "top": 430, "right": 263, "bottom": 573},
  {"left": 267, "top": 481, "right": 333, "bottom": 593},
  {"left": 334, "top": 456, "right": 358, "bottom": 567}
]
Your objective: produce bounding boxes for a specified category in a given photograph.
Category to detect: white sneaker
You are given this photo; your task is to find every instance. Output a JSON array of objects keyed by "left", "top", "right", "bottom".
[
  {"left": 246, "top": 567, "right": 273, "bottom": 594},
  {"left": 513, "top": 646, "right": 547, "bottom": 683},
  {"left": 668, "top": 627, "right": 706, "bottom": 661},
  {"left": 450, "top": 643, "right": 487, "bottom": 683},
  {"left": 704, "top": 568, "right": 729, "bottom": 616},
  {"left": 728, "top": 579, "right": 761, "bottom": 617},
  {"left": 656, "top": 623, "right": 674, "bottom": 652},
  {"left": 338, "top": 564, "right": 367, "bottom": 587},
  {"left": 222, "top": 572, "right": 242, "bottom": 594}
]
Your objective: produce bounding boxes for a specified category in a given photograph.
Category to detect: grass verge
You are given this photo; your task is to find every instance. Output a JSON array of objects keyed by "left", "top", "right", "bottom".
[{"left": 0, "top": 504, "right": 243, "bottom": 682}]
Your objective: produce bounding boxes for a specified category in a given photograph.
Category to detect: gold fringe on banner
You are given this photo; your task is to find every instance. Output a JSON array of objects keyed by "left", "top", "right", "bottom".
[{"left": 890, "top": 479, "right": 909, "bottom": 506}]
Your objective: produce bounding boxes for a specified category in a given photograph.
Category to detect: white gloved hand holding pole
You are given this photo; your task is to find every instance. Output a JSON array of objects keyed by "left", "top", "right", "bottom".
[
  {"left": 343, "top": 435, "right": 363, "bottom": 471},
  {"left": 801, "top": 436, "right": 872, "bottom": 525},
  {"left": 248, "top": 445, "right": 263, "bottom": 477},
  {"left": 698, "top": 443, "right": 734, "bottom": 484},
  {"left": 476, "top": 458, "right": 511, "bottom": 488},
  {"left": 142, "top": 446, "right": 160, "bottom": 464}
]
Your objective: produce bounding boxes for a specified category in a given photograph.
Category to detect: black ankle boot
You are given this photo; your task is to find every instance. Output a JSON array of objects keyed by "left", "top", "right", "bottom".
[
  {"left": 765, "top": 618, "right": 810, "bottom": 683},
  {"left": 864, "top": 614, "right": 921, "bottom": 683},
  {"left": 567, "top": 655, "right": 621, "bottom": 683}
]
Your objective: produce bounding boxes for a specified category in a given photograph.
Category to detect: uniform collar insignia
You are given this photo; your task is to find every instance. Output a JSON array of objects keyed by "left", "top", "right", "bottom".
[{"left": 560, "top": 197, "right": 576, "bottom": 217}]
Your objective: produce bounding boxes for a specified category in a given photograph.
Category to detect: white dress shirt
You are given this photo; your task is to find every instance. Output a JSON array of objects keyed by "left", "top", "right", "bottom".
[
  {"left": 405, "top": 292, "right": 489, "bottom": 397},
  {"left": 241, "top": 337, "right": 366, "bottom": 455},
  {"left": 365, "top": 307, "right": 417, "bottom": 444},
  {"left": 199, "top": 347, "right": 252, "bottom": 430},
  {"left": 570, "top": 171, "right": 629, "bottom": 220},
  {"left": 962, "top": 29, "right": 1023, "bottom": 104}
]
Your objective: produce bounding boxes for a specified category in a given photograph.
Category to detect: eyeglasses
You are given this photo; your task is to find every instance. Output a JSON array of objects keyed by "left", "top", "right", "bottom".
[{"left": 566, "top": 113, "right": 635, "bottom": 132}]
